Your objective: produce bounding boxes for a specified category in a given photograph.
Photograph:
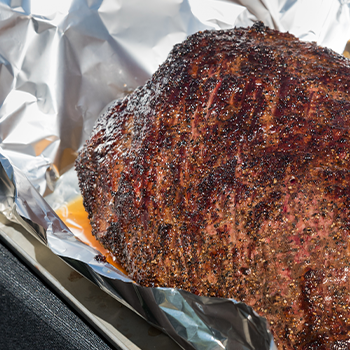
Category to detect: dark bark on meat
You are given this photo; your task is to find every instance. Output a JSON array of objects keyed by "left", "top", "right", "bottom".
[{"left": 75, "top": 22, "right": 350, "bottom": 349}]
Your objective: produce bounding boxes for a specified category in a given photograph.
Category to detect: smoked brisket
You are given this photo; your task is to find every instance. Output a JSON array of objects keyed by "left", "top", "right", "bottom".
[{"left": 76, "top": 22, "right": 350, "bottom": 349}]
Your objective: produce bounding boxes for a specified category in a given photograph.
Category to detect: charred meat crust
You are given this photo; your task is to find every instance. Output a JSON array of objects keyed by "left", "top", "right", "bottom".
[{"left": 76, "top": 22, "right": 350, "bottom": 349}]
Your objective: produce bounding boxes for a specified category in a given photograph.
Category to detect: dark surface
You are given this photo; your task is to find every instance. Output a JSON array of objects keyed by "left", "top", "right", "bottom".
[
  {"left": 0, "top": 241, "right": 115, "bottom": 350},
  {"left": 76, "top": 22, "right": 350, "bottom": 349}
]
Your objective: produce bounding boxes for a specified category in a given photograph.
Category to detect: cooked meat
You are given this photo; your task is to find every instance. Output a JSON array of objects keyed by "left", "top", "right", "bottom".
[{"left": 75, "top": 22, "right": 350, "bottom": 349}]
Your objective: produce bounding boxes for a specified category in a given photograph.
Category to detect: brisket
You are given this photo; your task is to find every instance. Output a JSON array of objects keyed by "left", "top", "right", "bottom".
[{"left": 75, "top": 22, "right": 350, "bottom": 349}]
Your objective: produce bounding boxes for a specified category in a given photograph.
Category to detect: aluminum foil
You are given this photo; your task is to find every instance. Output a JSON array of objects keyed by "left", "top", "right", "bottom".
[{"left": 1, "top": 1, "right": 350, "bottom": 349}]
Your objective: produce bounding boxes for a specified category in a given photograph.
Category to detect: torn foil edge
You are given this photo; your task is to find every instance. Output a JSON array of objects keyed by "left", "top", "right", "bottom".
[{"left": 0, "top": 152, "right": 276, "bottom": 350}]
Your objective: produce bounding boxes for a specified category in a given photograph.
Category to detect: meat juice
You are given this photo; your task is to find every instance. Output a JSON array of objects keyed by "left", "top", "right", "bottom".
[{"left": 56, "top": 196, "right": 126, "bottom": 273}]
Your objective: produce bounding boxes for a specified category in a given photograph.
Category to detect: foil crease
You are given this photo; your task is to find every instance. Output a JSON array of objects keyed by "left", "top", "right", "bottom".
[{"left": 1, "top": 1, "right": 350, "bottom": 349}]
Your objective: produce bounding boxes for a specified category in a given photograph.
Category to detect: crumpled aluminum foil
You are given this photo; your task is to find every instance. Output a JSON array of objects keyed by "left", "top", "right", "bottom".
[{"left": 1, "top": 1, "right": 350, "bottom": 349}]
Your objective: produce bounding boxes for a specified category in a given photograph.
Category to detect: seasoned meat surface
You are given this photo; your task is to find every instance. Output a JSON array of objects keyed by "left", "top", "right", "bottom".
[{"left": 76, "top": 22, "right": 350, "bottom": 349}]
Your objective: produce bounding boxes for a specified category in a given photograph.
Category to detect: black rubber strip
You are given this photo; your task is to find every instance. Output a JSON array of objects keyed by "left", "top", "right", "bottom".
[{"left": 0, "top": 242, "right": 115, "bottom": 350}]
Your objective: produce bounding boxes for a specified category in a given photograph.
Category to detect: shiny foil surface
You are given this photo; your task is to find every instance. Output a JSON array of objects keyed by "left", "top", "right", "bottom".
[{"left": 1, "top": 1, "right": 350, "bottom": 349}]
